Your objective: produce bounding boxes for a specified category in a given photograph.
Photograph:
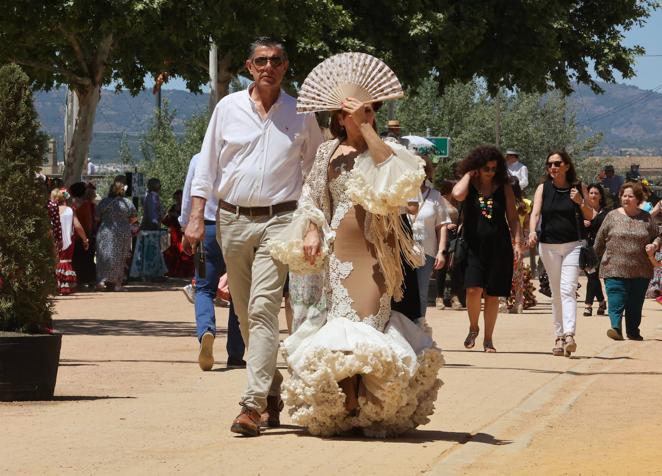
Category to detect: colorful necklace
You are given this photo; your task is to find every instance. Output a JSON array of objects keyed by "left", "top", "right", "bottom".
[{"left": 478, "top": 193, "right": 494, "bottom": 219}]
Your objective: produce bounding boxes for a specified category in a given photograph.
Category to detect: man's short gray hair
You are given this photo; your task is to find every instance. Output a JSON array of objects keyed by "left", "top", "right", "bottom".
[{"left": 248, "top": 37, "right": 288, "bottom": 60}]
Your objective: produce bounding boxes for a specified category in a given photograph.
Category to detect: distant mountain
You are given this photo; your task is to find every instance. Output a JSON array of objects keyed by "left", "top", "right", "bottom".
[
  {"left": 34, "top": 88, "right": 209, "bottom": 164},
  {"left": 33, "top": 81, "right": 662, "bottom": 163},
  {"left": 34, "top": 88, "right": 209, "bottom": 134},
  {"left": 569, "top": 82, "right": 662, "bottom": 155}
]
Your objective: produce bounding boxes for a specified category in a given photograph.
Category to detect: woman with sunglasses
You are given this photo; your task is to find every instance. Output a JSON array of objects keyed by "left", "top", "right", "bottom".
[
  {"left": 528, "top": 151, "right": 595, "bottom": 357},
  {"left": 452, "top": 146, "right": 521, "bottom": 353}
]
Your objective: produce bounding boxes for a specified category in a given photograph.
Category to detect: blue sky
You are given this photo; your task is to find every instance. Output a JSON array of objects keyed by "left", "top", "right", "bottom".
[
  {"left": 155, "top": 7, "right": 662, "bottom": 93},
  {"left": 615, "top": 6, "right": 662, "bottom": 90}
]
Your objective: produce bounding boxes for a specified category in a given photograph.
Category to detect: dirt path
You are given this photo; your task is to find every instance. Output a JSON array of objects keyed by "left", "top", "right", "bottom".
[{"left": 1, "top": 279, "right": 661, "bottom": 475}]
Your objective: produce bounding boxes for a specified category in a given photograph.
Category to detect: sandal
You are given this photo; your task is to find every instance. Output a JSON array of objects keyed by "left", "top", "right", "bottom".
[
  {"left": 483, "top": 341, "right": 497, "bottom": 353},
  {"left": 583, "top": 306, "right": 592, "bottom": 317},
  {"left": 552, "top": 337, "right": 565, "bottom": 356},
  {"left": 464, "top": 328, "right": 479, "bottom": 349}
]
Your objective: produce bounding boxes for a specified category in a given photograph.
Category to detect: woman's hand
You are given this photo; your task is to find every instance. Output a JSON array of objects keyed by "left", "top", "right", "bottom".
[
  {"left": 646, "top": 241, "right": 660, "bottom": 257},
  {"left": 303, "top": 227, "right": 321, "bottom": 265},
  {"left": 583, "top": 220, "right": 591, "bottom": 228},
  {"left": 570, "top": 182, "right": 588, "bottom": 206},
  {"left": 447, "top": 223, "right": 458, "bottom": 232},
  {"left": 341, "top": 97, "right": 369, "bottom": 127},
  {"left": 513, "top": 242, "right": 523, "bottom": 262},
  {"left": 528, "top": 230, "right": 538, "bottom": 248},
  {"left": 434, "top": 251, "right": 446, "bottom": 270},
  {"left": 82, "top": 238, "right": 89, "bottom": 251}
]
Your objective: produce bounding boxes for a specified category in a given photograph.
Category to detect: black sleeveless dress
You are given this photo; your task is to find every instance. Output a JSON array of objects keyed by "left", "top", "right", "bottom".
[{"left": 462, "top": 184, "right": 514, "bottom": 296}]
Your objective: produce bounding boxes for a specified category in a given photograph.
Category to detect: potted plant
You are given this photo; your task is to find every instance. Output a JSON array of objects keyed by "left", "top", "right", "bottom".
[{"left": 0, "top": 63, "right": 61, "bottom": 401}]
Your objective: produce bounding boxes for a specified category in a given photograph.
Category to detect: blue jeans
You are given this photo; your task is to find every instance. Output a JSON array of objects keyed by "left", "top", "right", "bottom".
[
  {"left": 195, "top": 223, "right": 245, "bottom": 360},
  {"left": 416, "top": 254, "right": 436, "bottom": 319},
  {"left": 604, "top": 277, "right": 650, "bottom": 337}
]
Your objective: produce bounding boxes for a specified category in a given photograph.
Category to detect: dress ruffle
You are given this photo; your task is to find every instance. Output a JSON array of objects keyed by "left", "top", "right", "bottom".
[
  {"left": 268, "top": 202, "right": 335, "bottom": 273},
  {"left": 282, "top": 313, "right": 443, "bottom": 437},
  {"left": 346, "top": 143, "right": 425, "bottom": 216}
]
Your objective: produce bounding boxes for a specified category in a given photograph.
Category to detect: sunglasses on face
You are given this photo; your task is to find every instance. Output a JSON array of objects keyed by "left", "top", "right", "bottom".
[
  {"left": 252, "top": 56, "right": 284, "bottom": 68},
  {"left": 547, "top": 160, "right": 563, "bottom": 168},
  {"left": 481, "top": 166, "right": 497, "bottom": 173}
]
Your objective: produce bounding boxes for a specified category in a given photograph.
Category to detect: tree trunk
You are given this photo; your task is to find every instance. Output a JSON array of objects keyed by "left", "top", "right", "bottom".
[
  {"left": 62, "top": 85, "right": 100, "bottom": 185},
  {"left": 209, "top": 52, "right": 233, "bottom": 111}
]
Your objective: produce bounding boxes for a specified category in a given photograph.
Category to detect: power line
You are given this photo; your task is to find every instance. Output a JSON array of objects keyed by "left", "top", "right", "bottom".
[{"left": 578, "top": 82, "right": 662, "bottom": 126}]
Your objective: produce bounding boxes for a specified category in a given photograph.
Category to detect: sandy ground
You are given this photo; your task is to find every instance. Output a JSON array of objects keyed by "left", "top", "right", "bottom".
[{"left": 1, "top": 278, "right": 661, "bottom": 475}]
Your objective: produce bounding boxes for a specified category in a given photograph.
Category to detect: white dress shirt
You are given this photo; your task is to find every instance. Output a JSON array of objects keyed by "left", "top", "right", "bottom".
[
  {"left": 191, "top": 87, "right": 323, "bottom": 207},
  {"left": 508, "top": 160, "right": 529, "bottom": 189},
  {"left": 180, "top": 153, "right": 218, "bottom": 227}
]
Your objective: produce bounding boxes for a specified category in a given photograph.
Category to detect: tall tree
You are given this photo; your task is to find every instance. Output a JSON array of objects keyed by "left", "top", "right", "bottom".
[{"left": 0, "top": 0, "right": 654, "bottom": 183}]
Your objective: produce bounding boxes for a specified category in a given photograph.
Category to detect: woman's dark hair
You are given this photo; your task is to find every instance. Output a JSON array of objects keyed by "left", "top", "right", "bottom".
[
  {"left": 510, "top": 176, "right": 523, "bottom": 202},
  {"left": 587, "top": 183, "right": 607, "bottom": 209},
  {"left": 69, "top": 181, "right": 86, "bottom": 198},
  {"left": 457, "top": 145, "right": 509, "bottom": 186},
  {"left": 543, "top": 150, "right": 578, "bottom": 185},
  {"left": 329, "top": 101, "right": 382, "bottom": 140},
  {"left": 438, "top": 179, "right": 455, "bottom": 196}
]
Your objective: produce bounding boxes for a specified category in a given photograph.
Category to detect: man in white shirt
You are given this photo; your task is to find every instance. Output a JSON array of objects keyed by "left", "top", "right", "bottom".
[
  {"left": 185, "top": 38, "right": 323, "bottom": 437},
  {"left": 180, "top": 154, "right": 245, "bottom": 371},
  {"left": 506, "top": 150, "right": 529, "bottom": 189}
]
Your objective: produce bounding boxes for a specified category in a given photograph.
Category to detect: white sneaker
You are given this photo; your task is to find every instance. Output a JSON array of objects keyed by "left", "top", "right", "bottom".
[
  {"left": 198, "top": 332, "right": 215, "bottom": 371},
  {"left": 182, "top": 284, "right": 195, "bottom": 304}
]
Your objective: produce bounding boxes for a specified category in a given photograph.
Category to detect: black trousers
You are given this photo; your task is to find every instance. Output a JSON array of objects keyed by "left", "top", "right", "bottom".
[
  {"left": 585, "top": 266, "right": 605, "bottom": 304},
  {"left": 391, "top": 215, "right": 421, "bottom": 321}
]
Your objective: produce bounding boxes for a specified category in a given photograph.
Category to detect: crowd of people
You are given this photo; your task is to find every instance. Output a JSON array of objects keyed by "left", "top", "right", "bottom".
[
  {"left": 44, "top": 176, "right": 194, "bottom": 295},
  {"left": 42, "top": 37, "right": 662, "bottom": 440}
]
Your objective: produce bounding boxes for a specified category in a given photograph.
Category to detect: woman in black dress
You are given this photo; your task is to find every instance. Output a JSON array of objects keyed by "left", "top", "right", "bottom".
[{"left": 452, "top": 146, "right": 522, "bottom": 352}]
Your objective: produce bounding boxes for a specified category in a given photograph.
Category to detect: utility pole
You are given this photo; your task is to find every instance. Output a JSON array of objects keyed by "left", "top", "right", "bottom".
[
  {"left": 209, "top": 41, "right": 219, "bottom": 113},
  {"left": 494, "top": 90, "right": 501, "bottom": 149},
  {"left": 64, "top": 88, "right": 79, "bottom": 175}
]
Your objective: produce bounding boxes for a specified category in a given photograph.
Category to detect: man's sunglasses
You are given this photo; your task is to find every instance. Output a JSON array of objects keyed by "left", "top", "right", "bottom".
[
  {"left": 252, "top": 56, "right": 284, "bottom": 67},
  {"left": 547, "top": 160, "right": 563, "bottom": 168}
]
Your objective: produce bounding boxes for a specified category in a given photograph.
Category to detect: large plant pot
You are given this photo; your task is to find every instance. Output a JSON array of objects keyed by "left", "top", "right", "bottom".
[{"left": 0, "top": 332, "right": 62, "bottom": 401}]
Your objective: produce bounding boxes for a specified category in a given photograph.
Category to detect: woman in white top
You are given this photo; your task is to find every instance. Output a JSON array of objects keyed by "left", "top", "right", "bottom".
[
  {"left": 409, "top": 157, "right": 450, "bottom": 320},
  {"left": 52, "top": 188, "right": 88, "bottom": 295}
]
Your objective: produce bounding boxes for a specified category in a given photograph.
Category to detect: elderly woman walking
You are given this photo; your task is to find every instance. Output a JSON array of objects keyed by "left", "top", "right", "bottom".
[
  {"left": 96, "top": 181, "right": 138, "bottom": 291},
  {"left": 594, "top": 182, "right": 662, "bottom": 340},
  {"left": 528, "top": 151, "right": 595, "bottom": 357}
]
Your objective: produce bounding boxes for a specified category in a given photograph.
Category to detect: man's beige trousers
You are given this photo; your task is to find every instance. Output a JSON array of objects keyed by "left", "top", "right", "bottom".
[{"left": 217, "top": 208, "right": 290, "bottom": 412}]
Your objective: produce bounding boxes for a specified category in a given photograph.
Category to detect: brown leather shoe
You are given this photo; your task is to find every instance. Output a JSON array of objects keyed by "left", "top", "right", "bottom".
[
  {"left": 260, "top": 395, "right": 284, "bottom": 428},
  {"left": 230, "top": 407, "right": 261, "bottom": 437}
]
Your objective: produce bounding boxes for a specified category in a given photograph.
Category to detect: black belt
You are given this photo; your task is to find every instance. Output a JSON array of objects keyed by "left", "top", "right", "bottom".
[
  {"left": 218, "top": 199, "right": 297, "bottom": 217},
  {"left": 203, "top": 220, "right": 216, "bottom": 225}
]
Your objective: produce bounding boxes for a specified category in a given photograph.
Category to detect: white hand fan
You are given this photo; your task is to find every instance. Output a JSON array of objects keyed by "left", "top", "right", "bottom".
[{"left": 296, "top": 52, "right": 404, "bottom": 113}]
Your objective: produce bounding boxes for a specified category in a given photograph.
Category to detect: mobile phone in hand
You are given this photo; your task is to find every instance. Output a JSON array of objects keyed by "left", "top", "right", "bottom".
[{"left": 195, "top": 247, "right": 206, "bottom": 279}]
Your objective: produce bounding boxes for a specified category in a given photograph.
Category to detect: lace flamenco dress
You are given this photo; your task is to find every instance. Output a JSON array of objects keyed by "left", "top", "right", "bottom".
[{"left": 270, "top": 139, "right": 444, "bottom": 437}]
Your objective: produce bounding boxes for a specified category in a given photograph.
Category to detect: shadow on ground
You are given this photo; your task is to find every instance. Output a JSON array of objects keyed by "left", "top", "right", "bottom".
[{"left": 51, "top": 395, "right": 136, "bottom": 401}]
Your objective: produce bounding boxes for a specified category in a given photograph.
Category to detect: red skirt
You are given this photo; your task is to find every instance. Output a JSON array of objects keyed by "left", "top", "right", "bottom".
[{"left": 56, "top": 244, "right": 77, "bottom": 295}]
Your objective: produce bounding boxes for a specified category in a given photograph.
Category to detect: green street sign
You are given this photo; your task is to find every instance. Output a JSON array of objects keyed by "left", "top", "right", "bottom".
[{"left": 427, "top": 137, "right": 450, "bottom": 157}]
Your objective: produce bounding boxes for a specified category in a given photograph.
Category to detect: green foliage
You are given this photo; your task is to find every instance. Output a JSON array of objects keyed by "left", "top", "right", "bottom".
[
  {"left": 141, "top": 102, "right": 209, "bottom": 205},
  {"left": 0, "top": 64, "right": 55, "bottom": 333},
  {"left": 0, "top": 0, "right": 654, "bottom": 182},
  {"left": 391, "top": 76, "right": 603, "bottom": 195}
]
